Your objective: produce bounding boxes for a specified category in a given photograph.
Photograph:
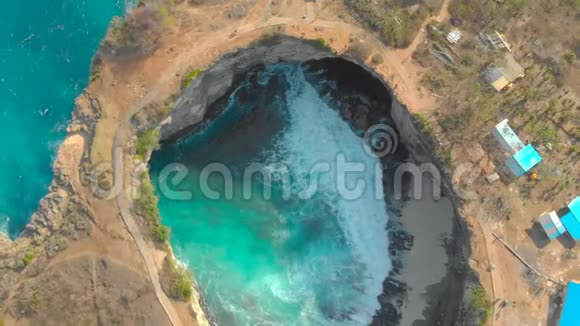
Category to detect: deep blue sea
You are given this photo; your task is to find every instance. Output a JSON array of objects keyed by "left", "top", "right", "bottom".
[{"left": 0, "top": 1, "right": 127, "bottom": 237}]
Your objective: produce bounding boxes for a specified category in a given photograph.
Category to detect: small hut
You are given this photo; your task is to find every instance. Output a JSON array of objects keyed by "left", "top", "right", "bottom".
[
  {"left": 491, "top": 119, "right": 542, "bottom": 178},
  {"left": 482, "top": 53, "right": 525, "bottom": 91},
  {"left": 561, "top": 197, "right": 580, "bottom": 241},
  {"left": 537, "top": 211, "right": 566, "bottom": 240}
]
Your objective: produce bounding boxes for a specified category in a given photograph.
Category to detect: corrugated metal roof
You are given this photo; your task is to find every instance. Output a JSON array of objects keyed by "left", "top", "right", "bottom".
[
  {"left": 482, "top": 54, "right": 524, "bottom": 90},
  {"left": 483, "top": 67, "right": 504, "bottom": 83},
  {"left": 538, "top": 211, "right": 566, "bottom": 240},
  {"left": 513, "top": 144, "right": 542, "bottom": 172},
  {"left": 493, "top": 119, "right": 525, "bottom": 154},
  {"left": 447, "top": 29, "right": 463, "bottom": 44},
  {"left": 500, "top": 53, "right": 525, "bottom": 82},
  {"left": 561, "top": 282, "right": 580, "bottom": 326}
]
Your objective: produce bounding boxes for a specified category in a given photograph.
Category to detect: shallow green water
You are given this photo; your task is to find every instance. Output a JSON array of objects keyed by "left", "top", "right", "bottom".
[
  {"left": 150, "top": 64, "right": 391, "bottom": 325},
  {"left": 0, "top": 1, "right": 126, "bottom": 237}
]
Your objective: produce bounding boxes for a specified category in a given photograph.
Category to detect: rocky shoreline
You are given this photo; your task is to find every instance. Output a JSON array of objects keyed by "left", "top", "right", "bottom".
[{"left": 160, "top": 36, "right": 473, "bottom": 325}]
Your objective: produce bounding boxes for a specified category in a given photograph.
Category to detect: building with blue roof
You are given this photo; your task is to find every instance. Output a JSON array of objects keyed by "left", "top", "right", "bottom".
[
  {"left": 560, "top": 281, "right": 580, "bottom": 326},
  {"left": 492, "top": 119, "right": 542, "bottom": 178},
  {"left": 506, "top": 144, "right": 543, "bottom": 177},
  {"left": 562, "top": 197, "right": 580, "bottom": 241},
  {"left": 538, "top": 211, "right": 567, "bottom": 240}
]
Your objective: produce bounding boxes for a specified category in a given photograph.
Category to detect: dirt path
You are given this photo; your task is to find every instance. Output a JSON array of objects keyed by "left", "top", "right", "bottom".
[
  {"left": 115, "top": 178, "right": 184, "bottom": 326},
  {"left": 399, "top": 0, "right": 451, "bottom": 59},
  {"left": 380, "top": 0, "right": 451, "bottom": 114}
]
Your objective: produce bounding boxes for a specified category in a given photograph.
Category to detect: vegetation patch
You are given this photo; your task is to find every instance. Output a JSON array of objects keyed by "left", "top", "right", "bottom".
[
  {"left": 563, "top": 51, "right": 576, "bottom": 64},
  {"left": 100, "top": 0, "right": 176, "bottom": 58},
  {"left": 181, "top": 69, "right": 204, "bottom": 89},
  {"left": 467, "top": 285, "right": 492, "bottom": 326},
  {"left": 413, "top": 113, "right": 435, "bottom": 138},
  {"left": 166, "top": 257, "right": 194, "bottom": 301},
  {"left": 135, "top": 171, "right": 169, "bottom": 243},
  {"left": 20, "top": 248, "right": 37, "bottom": 269},
  {"left": 135, "top": 128, "right": 160, "bottom": 159},
  {"left": 449, "top": 0, "right": 529, "bottom": 30},
  {"left": 344, "top": 0, "right": 430, "bottom": 48}
]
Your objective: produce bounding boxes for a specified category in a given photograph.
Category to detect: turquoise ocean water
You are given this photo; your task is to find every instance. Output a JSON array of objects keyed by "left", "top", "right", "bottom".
[
  {"left": 0, "top": 1, "right": 126, "bottom": 237},
  {"left": 150, "top": 64, "right": 391, "bottom": 325}
]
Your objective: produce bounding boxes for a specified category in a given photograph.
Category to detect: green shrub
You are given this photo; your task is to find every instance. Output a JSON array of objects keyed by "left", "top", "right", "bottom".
[
  {"left": 469, "top": 285, "right": 492, "bottom": 326},
  {"left": 90, "top": 66, "right": 102, "bottom": 82},
  {"left": 136, "top": 172, "right": 160, "bottom": 223},
  {"left": 158, "top": 4, "right": 174, "bottom": 29},
  {"left": 135, "top": 172, "right": 171, "bottom": 244},
  {"left": 413, "top": 113, "right": 435, "bottom": 136},
  {"left": 135, "top": 128, "right": 160, "bottom": 159},
  {"left": 152, "top": 224, "right": 169, "bottom": 242},
  {"left": 181, "top": 69, "right": 203, "bottom": 89},
  {"left": 172, "top": 271, "right": 193, "bottom": 300},
  {"left": 563, "top": 51, "right": 576, "bottom": 64},
  {"left": 160, "top": 105, "right": 171, "bottom": 117},
  {"left": 168, "top": 259, "right": 193, "bottom": 301},
  {"left": 20, "top": 248, "right": 36, "bottom": 268}
]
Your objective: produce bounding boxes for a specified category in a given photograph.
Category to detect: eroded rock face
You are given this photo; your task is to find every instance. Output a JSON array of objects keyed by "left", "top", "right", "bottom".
[
  {"left": 160, "top": 36, "right": 338, "bottom": 141},
  {"left": 159, "top": 38, "right": 470, "bottom": 326}
]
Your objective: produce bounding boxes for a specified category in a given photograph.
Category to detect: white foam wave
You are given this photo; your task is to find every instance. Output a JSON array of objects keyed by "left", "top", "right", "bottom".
[{"left": 271, "top": 64, "right": 391, "bottom": 324}]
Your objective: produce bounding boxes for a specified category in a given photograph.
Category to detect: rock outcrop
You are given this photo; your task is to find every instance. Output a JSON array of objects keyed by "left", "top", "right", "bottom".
[{"left": 160, "top": 36, "right": 337, "bottom": 141}]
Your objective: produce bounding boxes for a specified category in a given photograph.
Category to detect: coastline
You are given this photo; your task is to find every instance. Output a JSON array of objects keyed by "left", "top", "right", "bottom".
[{"left": 0, "top": 2, "right": 475, "bottom": 324}]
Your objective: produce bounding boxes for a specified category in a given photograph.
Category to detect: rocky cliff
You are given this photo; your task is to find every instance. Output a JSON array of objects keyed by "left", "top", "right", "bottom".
[
  {"left": 160, "top": 36, "right": 338, "bottom": 141},
  {"left": 158, "top": 35, "right": 471, "bottom": 326}
]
